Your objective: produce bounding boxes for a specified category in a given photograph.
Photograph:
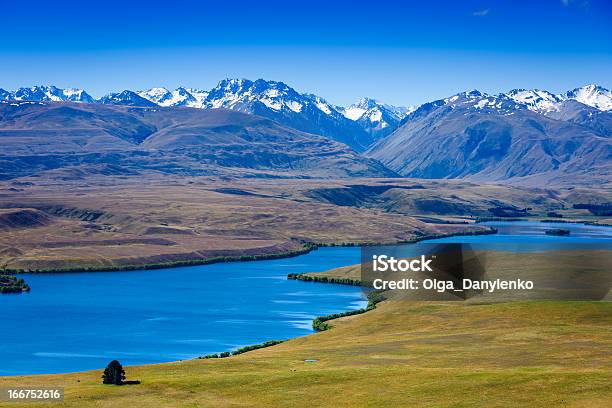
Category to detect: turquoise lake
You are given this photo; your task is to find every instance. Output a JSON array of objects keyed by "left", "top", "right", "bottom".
[{"left": 2, "top": 221, "right": 611, "bottom": 375}]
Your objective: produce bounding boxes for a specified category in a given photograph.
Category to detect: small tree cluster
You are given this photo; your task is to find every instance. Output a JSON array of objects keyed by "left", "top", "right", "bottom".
[
  {"left": 0, "top": 275, "right": 30, "bottom": 293},
  {"left": 102, "top": 360, "right": 125, "bottom": 385},
  {"left": 287, "top": 273, "right": 362, "bottom": 286},
  {"left": 198, "top": 340, "right": 285, "bottom": 359}
]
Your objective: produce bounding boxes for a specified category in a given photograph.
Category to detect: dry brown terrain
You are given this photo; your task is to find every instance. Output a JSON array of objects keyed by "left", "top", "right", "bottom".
[{"left": 0, "top": 175, "right": 610, "bottom": 271}]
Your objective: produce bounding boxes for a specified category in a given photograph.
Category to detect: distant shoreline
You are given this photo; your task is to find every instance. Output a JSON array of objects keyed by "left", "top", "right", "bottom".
[
  {"left": 475, "top": 217, "right": 612, "bottom": 227},
  {"left": 2, "top": 227, "right": 496, "bottom": 275},
  {"left": 4, "top": 218, "right": 610, "bottom": 275}
]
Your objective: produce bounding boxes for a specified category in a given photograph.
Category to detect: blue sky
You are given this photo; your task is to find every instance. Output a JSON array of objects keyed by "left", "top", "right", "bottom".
[{"left": 0, "top": 0, "right": 610, "bottom": 106}]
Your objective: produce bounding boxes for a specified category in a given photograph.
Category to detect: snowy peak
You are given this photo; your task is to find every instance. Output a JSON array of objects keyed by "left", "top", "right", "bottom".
[
  {"left": 440, "top": 90, "right": 487, "bottom": 106},
  {"left": 14, "top": 86, "right": 63, "bottom": 102},
  {"left": 343, "top": 97, "right": 378, "bottom": 121},
  {"left": 503, "top": 84, "right": 611, "bottom": 113},
  {"left": 62, "top": 88, "right": 95, "bottom": 103},
  {"left": 350, "top": 97, "right": 381, "bottom": 112},
  {"left": 565, "top": 84, "right": 612, "bottom": 111},
  {"left": 98, "top": 90, "right": 157, "bottom": 107},
  {"left": 8, "top": 85, "right": 94, "bottom": 103},
  {"left": 138, "top": 87, "right": 172, "bottom": 105},
  {"left": 172, "top": 87, "right": 199, "bottom": 107},
  {"left": 0, "top": 88, "right": 11, "bottom": 100},
  {"left": 437, "top": 90, "right": 527, "bottom": 116},
  {"left": 303, "top": 93, "right": 338, "bottom": 115},
  {"left": 203, "top": 79, "right": 376, "bottom": 150},
  {"left": 137, "top": 80, "right": 343, "bottom": 112},
  {"left": 206, "top": 78, "right": 315, "bottom": 114},
  {"left": 505, "top": 89, "right": 563, "bottom": 112},
  {"left": 138, "top": 87, "right": 203, "bottom": 108},
  {"left": 428, "top": 85, "right": 612, "bottom": 115},
  {"left": 344, "top": 97, "right": 411, "bottom": 121},
  {"left": 342, "top": 97, "right": 413, "bottom": 137},
  {"left": 185, "top": 88, "right": 209, "bottom": 108},
  {"left": 209, "top": 78, "right": 252, "bottom": 97},
  {"left": 464, "top": 89, "right": 484, "bottom": 98}
]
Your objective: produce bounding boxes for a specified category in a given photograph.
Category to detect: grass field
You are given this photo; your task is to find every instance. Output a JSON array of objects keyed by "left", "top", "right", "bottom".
[{"left": 1, "top": 251, "right": 610, "bottom": 407}]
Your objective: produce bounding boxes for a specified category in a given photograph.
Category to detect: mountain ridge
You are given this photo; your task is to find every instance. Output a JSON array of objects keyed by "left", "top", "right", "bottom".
[
  {"left": 1, "top": 81, "right": 610, "bottom": 152},
  {"left": 2, "top": 82, "right": 609, "bottom": 113},
  {"left": 1, "top": 81, "right": 610, "bottom": 186},
  {"left": 366, "top": 89, "right": 611, "bottom": 186},
  {"left": 0, "top": 80, "right": 417, "bottom": 151}
]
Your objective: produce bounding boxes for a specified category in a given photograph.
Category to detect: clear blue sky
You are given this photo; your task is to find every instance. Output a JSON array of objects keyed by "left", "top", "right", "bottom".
[{"left": 0, "top": 0, "right": 610, "bottom": 106}]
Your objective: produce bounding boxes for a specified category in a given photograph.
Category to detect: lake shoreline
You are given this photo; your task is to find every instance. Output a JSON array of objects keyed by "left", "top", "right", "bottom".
[
  {"left": 3, "top": 227, "right": 496, "bottom": 275},
  {"left": 4, "top": 217, "right": 608, "bottom": 275},
  {"left": 476, "top": 216, "right": 612, "bottom": 227},
  {"left": 2, "top": 220, "right": 610, "bottom": 377}
]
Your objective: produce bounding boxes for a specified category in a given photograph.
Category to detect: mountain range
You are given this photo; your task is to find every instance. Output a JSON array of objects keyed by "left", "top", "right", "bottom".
[
  {"left": 1, "top": 80, "right": 610, "bottom": 185},
  {"left": 0, "top": 80, "right": 413, "bottom": 151},
  {"left": 366, "top": 89, "right": 612, "bottom": 186},
  {"left": 506, "top": 85, "right": 612, "bottom": 113}
]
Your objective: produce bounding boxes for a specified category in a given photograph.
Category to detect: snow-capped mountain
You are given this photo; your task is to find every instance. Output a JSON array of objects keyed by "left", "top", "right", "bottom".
[
  {"left": 401, "top": 89, "right": 528, "bottom": 120},
  {"left": 565, "top": 84, "right": 612, "bottom": 112},
  {"left": 200, "top": 79, "right": 380, "bottom": 151},
  {"left": 0, "top": 88, "right": 10, "bottom": 100},
  {"left": 367, "top": 87, "right": 611, "bottom": 186},
  {"left": 504, "top": 89, "right": 563, "bottom": 113},
  {"left": 138, "top": 87, "right": 207, "bottom": 108},
  {"left": 137, "top": 81, "right": 412, "bottom": 141},
  {"left": 203, "top": 78, "right": 345, "bottom": 116},
  {"left": 504, "top": 84, "right": 612, "bottom": 113},
  {"left": 207, "top": 79, "right": 315, "bottom": 111},
  {"left": 401, "top": 85, "right": 612, "bottom": 120},
  {"left": 342, "top": 97, "right": 414, "bottom": 138},
  {"left": 138, "top": 87, "right": 173, "bottom": 105},
  {"left": 133, "top": 79, "right": 396, "bottom": 150},
  {"left": 344, "top": 97, "right": 411, "bottom": 122},
  {"left": 2, "top": 81, "right": 609, "bottom": 153},
  {"left": 2, "top": 85, "right": 95, "bottom": 103},
  {"left": 98, "top": 90, "right": 157, "bottom": 107},
  {"left": 0, "top": 80, "right": 405, "bottom": 151},
  {"left": 185, "top": 88, "right": 209, "bottom": 108},
  {"left": 448, "top": 90, "right": 527, "bottom": 114},
  {"left": 62, "top": 88, "right": 96, "bottom": 103}
]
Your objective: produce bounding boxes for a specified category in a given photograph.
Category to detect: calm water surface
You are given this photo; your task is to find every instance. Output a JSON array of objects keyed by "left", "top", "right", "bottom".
[{"left": 2, "top": 221, "right": 611, "bottom": 375}]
